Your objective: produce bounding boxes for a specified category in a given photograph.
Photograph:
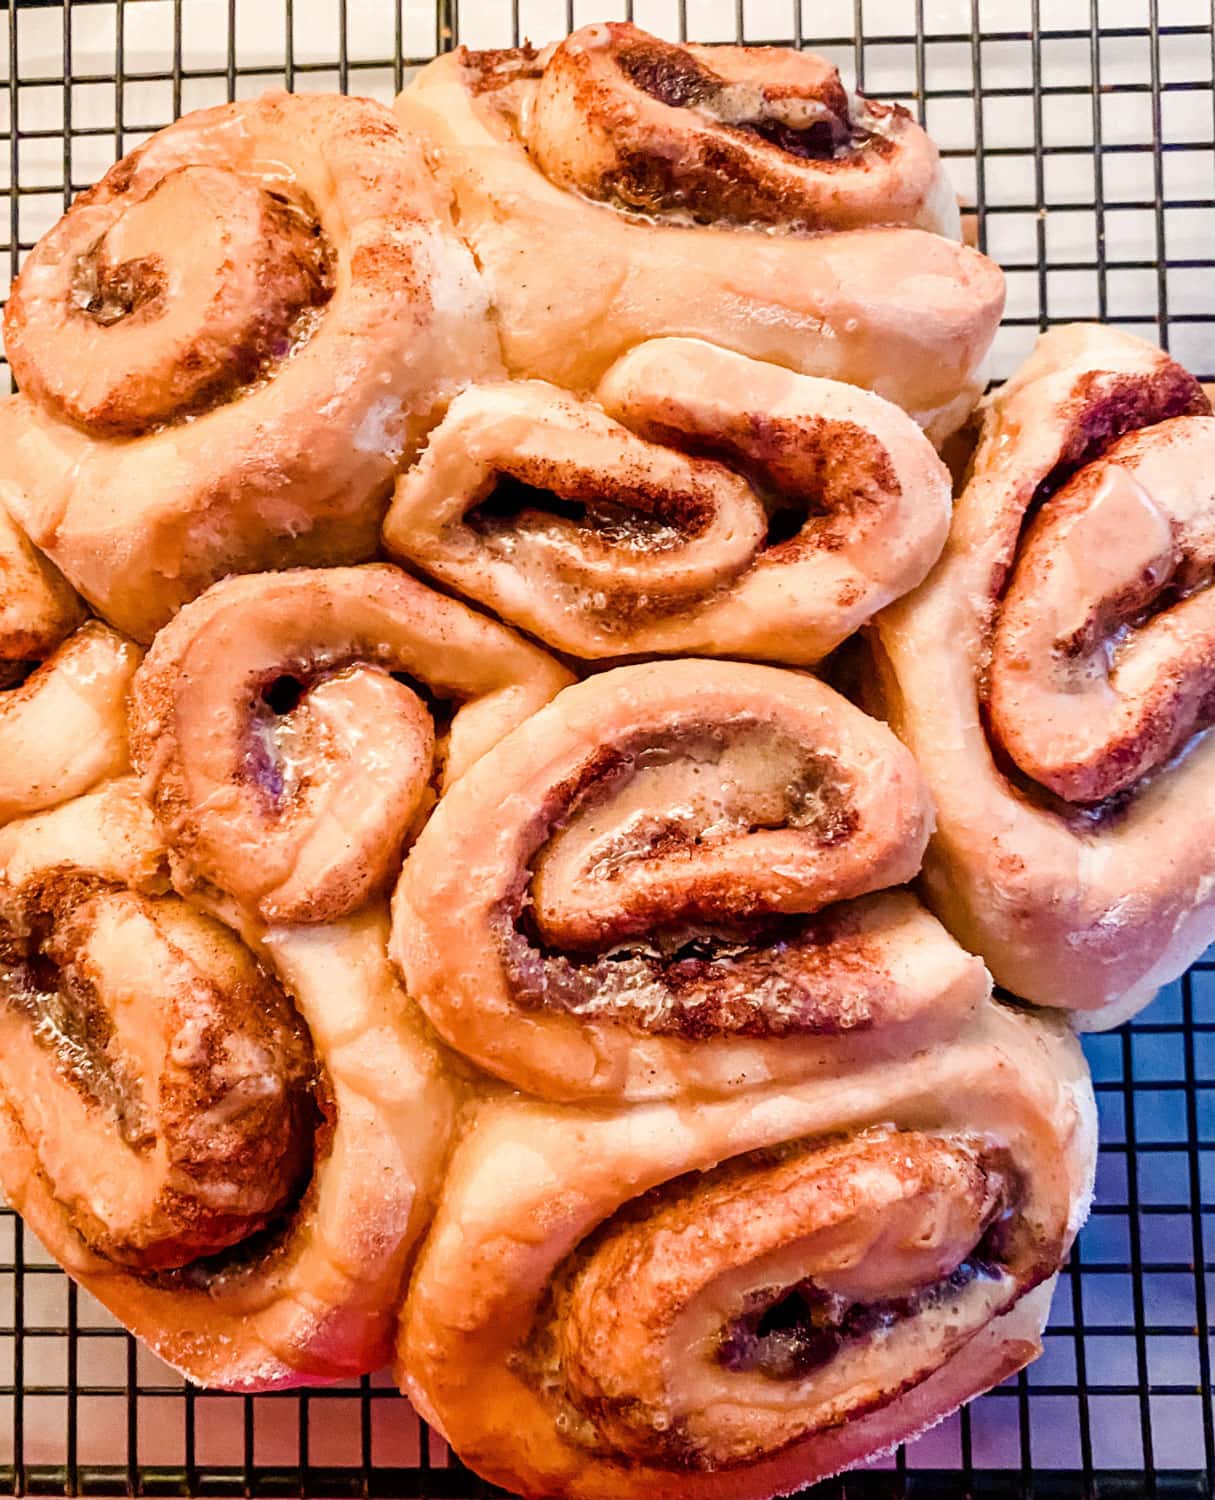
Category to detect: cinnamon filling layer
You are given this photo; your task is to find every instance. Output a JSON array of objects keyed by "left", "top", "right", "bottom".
[
  {"left": 503, "top": 909, "right": 894, "bottom": 1040},
  {"left": 0, "top": 659, "right": 38, "bottom": 692},
  {"left": 467, "top": 474, "right": 691, "bottom": 555},
  {"left": 616, "top": 39, "right": 867, "bottom": 163},
  {"left": 493, "top": 723, "right": 885, "bottom": 1038},
  {"left": 717, "top": 1251, "right": 1005, "bottom": 1382}
]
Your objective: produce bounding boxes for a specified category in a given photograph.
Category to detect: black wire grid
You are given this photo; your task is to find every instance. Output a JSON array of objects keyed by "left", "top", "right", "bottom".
[{"left": 1, "top": 0, "right": 1215, "bottom": 1495}]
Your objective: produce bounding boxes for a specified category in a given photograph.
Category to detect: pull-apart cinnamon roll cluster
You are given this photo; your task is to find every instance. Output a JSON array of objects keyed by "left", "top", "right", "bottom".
[{"left": 17, "top": 18, "right": 1210, "bottom": 1498}]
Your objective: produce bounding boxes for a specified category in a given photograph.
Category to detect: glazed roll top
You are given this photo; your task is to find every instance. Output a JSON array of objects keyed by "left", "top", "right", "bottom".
[
  {"left": 385, "top": 339, "right": 952, "bottom": 665},
  {"left": 396, "top": 27, "right": 1005, "bottom": 441},
  {"left": 393, "top": 659, "right": 989, "bottom": 1100},
  {"left": 130, "top": 564, "right": 571, "bottom": 926},
  {"left": 7, "top": 155, "right": 328, "bottom": 436},
  {"left": 875, "top": 323, "right": 1215, "bottom": 1021},
  {"left": 0, "top": 779, "right": 313, "bottom": 1269},
  {"left": 0, "top": 778, "right": 457, "bottom": 1388},
  {"left": 401, "top": 999, "right": 1096, "bottom": 1500},
  {"left": 520, "top": 22, "right": 959, "bottom": 233},
  {"left": 0, "top": 91, "right": 500, "bottom": 641}
]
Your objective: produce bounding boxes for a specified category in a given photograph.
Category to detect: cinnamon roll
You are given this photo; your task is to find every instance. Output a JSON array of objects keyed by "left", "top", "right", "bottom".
[
  {"left": 873, "top": 323, "right": 1215, "bottom": 1024},
  {"left": 395, "top": 24, "right": 1005, "bottom": 443},
  {"left": 0, "top": 778, "right": 457, "bottom": 1387},
  {"left": 392, "top": 659, "right": 988, "bottom": 1101},
  {"left": 400, "top": 997, "right": 1095, "bottom": 1499},
  {"left": 130, "top": 564, "right": 571, "bottom": 927},
  {"left": 0, "top": 505, "right": 139, "bottom": 822},
  {"left": 0, "top": 91, "right": 499, "bottom": 642},
  {"left": 523, "top": 23, "right": 957, "bottom": 233},
  {"left": 385, "top": 338, "right": 951, "bottom": 665}
]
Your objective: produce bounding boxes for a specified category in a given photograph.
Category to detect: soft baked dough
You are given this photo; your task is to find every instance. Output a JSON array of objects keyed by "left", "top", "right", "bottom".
[
  {"left": 130, "top": 563, "right": 572, "bottom": 926},
  {"left": 384, "top": 338, "right": 952, "bottom": 665},
  {"left": 393, "top": 658, "right": 989, "bottom": 1101}
]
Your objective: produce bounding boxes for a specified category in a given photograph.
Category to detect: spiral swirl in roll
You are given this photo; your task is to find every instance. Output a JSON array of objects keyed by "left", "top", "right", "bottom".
[
  {"left": 393, "top": 659, "right": 987, "bottom": 1101},
  {"left": 0, "top": 778, "right": 457, "bottom": 1387},
  {"left": 395, "top": 28, "right": 1004, "bottom": 443},
  {"left": 0, "top": 91, "right": 499, "bottom": 641},
  {"left": 386, "top": 339, "right": 951, "bottom": 664},
  {"left": 400, "top": 998, "right": 1095, "bottom": 1499},
  {"left": 874, "top": 323, "right": 1215, "bottom": 1024},
  {"left": 131, "top": 564, "right": 571, "bottom": 926},
  {"left": 522, "top": 23, "right": 957, "bottom": 234},
  {"left": 0, "top": 505, "right": 139, "bottom": 823}
]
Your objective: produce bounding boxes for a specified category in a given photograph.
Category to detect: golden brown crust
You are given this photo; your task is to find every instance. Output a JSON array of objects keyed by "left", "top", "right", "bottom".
[
  {"left": 519, "top": 25, "right": 955, "bottom": 233},
  {"left": 129, "top": 564, "right": 572, "bottom": 926},
  {"left": 392, "top": 659, "right": 989, "bottom": 1101},
  {"left": 384, "top": 339, "right": 951, "bottom": 664},
  {"left": 0, "top": 90, "right": 500, "bottom": 641},
  {"left": 0, "top": 780, "right": 459, "bottom": 1388},
  {"left": 394, "top": 45, "right": 1004, "bottom": 443},
  {"left": 874, "top": 323, "right": 1215, "bottom": 1020},
  {"left": 0, "top": 787, "right": 315, "bottom": 1268},
  {"left": 399, "top": 1000, "right": 1096, "bottom": 1499}
]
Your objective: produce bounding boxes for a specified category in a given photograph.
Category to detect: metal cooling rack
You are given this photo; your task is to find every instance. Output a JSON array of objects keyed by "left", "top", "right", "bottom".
[{"left": 2, "top": 0, "right": 1215, "bottom": 1495}]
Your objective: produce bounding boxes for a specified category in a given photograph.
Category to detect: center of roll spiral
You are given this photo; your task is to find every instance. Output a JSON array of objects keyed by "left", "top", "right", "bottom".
[
  {"left": 614, "top": 40, "right": 859, "bottom": 162},
  {"left": 716, "top": 1251, "right": 1004, "bottom": 1382},
  {"left": 71, "top": 246, "right": 167, "bottom": 327},
  {"left": 467, "top": 473, "right": 696, "bottom": 556},
  {"left": 986, "top": 392, "right": 1215, "bottom": 805},
  {"left": 528, "top": 723, "right": 859, "bottom": 948}
]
